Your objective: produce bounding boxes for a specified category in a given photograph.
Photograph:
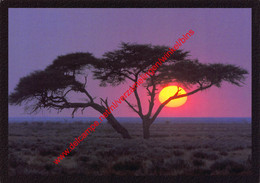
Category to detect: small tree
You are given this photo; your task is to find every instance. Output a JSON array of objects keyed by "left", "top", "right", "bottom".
[
  {"left": 94, "top": 43, "right": 248, "bottom": 139},
  {"left": 9, "top": 52, "right": 131, "bottom": 139}
]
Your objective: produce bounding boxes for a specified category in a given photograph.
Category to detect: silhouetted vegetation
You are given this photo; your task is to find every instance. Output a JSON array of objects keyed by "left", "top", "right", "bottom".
[
  {"left": 9, "top": 43, "right": 248, "bottom": 139},
  {"left": 9, "top": 121, "right": 252, "bottom": 176}
]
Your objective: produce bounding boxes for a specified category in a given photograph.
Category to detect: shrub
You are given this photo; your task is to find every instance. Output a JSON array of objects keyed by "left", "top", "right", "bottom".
[
  {"left": 203, "top": 145, "right": 210, "bottom": 149},
  {"left": 66, "top": 149, "right": 77, "bottom": 156},
  {"left": 219, "top": 151, "right": 228, "bottom": 156},
  {"left": 210, "top": 160, "right": 245, "bottom": 174},
  {"left": 9, "top": 155, "right": 26, "bottom": 168},
  {"left": 15, "top": 147, "right": 22, "bottom": 151},
  {"left": 229, "top": 163, "right": 245, "bottom": 173},
  {"left": 23, "top": 149, "right": 33, "bottom": 155},
  {"left": 164, "top": 158, "right": 188, "bottom": 170},
  {"left": 151, "top": 159, "right": 166, "bottom": 173},
  {"left": 109, "top": 146, "right": 131, "bottom": 156},
  {"left": 184, "top": 145, "right": 196, "bottom": 150},
  {"left": 38, "top": 147, "right": 57, "bottom": 156},
  {"left": 97, "top": 150, "right": 115, "bottom": 158},
  {"left": 192, "top": 151, "right": 218, "bottom": 160},
  {"left": 192, "top": 168, "right": 211, "bottom": 175},
  {"left": 113, "top": 161, "right": 141, "bottom": 171},
  {"left": 246, "top": 155, "right": 252, "bottom": 166},
  {"left": 20, "top": 167, "right": 43, "bottom": 175},
  {"left": 173, "top": 145, "right": 180, "bottom": 148},
  {"left": 78, "top": 155, "right": 90, "bottom": 162},
  {"left": 153, "top": 134, "right": 168, "bottom": 138},
  {"left": 192, "top": 159, "right": 205, "bottom": 167},
  {"left": 44, "top": 164, "right": 54, "bottom": 171},
  {"left": 89, "top": 162, "right": 101, "bottom": 171},
  {"left": 232, "top": 146, "right": 245, "bottom": 150},
  {"left": 84, "top": 156, "right": 104, "bottom": 171},
  {"left": 53, "top": 144, "right": 64, "bottom": 151},
  {"left": 173, "top": 150, "right": 184, "bottom": 156},
  {"left": 210, "top": 160, "right": 231, "bottom": 171},
  {"left": 212, "top": 147, "right": 221, "bottom": 151}
]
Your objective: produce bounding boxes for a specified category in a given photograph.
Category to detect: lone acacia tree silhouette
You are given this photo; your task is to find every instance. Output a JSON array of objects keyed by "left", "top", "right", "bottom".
[
  {"left": 94, "top": 43, "right": 248, "bottom": 139},
  {"left": 9, "top": 43, "right": 248, "bottom": 139},
  {"left": 9, "top": 53, "right": 131, "bottom": 139}
]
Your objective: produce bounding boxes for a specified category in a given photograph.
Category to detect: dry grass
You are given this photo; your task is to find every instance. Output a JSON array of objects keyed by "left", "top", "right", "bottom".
[{"left": 9, "top": 121, "right": 252, "bottom": 176}]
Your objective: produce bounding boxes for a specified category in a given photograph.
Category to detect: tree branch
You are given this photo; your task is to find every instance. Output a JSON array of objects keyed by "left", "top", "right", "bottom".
[
  {"left": 77, "top": 85, "right": 94, "bottom": 103},
  {"left": 72, "top": 108, "right": 79, "bottom": 118},
  {"left": 83, "top": 75, "right": 88, "bottom": 88},
  {"left": 132, "top": 81, "right": 143, "bottom": 118},
  {"left": 121, "top": 73, "right": 135, "bottom": 82},
  {"left": 44, "top": 101, "right": 93, "bottom": 110},
  {"left": 63, "top": 89, "right": 73, "bottom": 98},
  {"left": 122, "top": 69, "right": 135, "bottom": 77},
  {"left": 100, "top": 97, "right": 110, "bottom": 109},
  {"left": 146, "top": 79, "right": 156, "bottom": 118},
  {"left": 124, "top": 98, "right": 140, "bottom": 115},
  {"left": 150, "top": 84, "right": 213, "bottom": 125}
]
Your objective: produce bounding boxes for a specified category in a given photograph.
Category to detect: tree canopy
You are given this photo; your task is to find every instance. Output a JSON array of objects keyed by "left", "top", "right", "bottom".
[
  {"left": 93, "top": 43, "right": 189, "bottom": 86},
  {"left": 9, "top": 52, "right": 131, "bottom": 138},
  {"left": 9, "top": 52, "right": 98, "bottom": 112},
  {"left": 155, "top": 60, "right": 248, "bottom": 88},
  {"left": 9, "top": 43, "right": 248, "bottom": 139},
  {"left": 93, "top": 42, "right": 248, "bottom": 138},
  {"left": 95, "top": 43, "right": 247, "bottom": 88}
]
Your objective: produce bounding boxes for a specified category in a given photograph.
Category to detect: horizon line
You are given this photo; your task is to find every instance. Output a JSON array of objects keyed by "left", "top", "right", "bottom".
[{"left": 9, "top": 116, "right": 252, "bottom": 118}]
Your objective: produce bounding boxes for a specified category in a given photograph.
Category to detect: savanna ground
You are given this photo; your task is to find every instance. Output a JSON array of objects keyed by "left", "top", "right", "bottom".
[{"left": 9, "top": 121, "right": 252, "bottom": 176}]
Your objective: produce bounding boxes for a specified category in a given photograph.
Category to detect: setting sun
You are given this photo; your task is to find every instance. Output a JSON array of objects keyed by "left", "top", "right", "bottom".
[{"left": 159, "top": 86, "right": 187, "bottom": 107}]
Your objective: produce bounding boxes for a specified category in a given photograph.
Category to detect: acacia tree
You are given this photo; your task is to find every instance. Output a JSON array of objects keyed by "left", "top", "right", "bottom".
[
  {"left": 9, "top": 53, "right": 131, "bottom": 139},
  {"left": 94, "top": 43, "right": 248, "bottom": 139}
]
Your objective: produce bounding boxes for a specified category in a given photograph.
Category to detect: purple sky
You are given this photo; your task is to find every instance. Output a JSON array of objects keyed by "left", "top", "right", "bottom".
[{"left": 9, "top": 8, "right": 251, "bottom": 117}]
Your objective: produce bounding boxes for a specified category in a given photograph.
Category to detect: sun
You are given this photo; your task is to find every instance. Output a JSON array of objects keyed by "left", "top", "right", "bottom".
[{"left": 159, "top": 86, "right": 187, "bottom": 107}]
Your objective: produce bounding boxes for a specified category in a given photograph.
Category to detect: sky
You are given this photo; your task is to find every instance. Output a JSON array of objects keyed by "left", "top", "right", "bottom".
[{"left": 8, "top": 8, "right": 251, "bottom": 118}]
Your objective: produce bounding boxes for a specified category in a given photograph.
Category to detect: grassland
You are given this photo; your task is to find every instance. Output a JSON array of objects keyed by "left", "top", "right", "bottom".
[{"left": 9, "top": 121, "right": 252, "bottom": 176}]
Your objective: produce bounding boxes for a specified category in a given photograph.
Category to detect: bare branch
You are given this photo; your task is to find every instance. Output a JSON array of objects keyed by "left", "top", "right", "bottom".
[
  {"left": 146, "top": 86, "right": 152, "bottom": 96},
  {"left": 132, "top": 77, "right": 144, "bottom": 118},
  {"left": 146, "top": 78, "right": 156, "bottom": 118},
  {"left": 81, "top": 107, "right": 86, "bottom": 114},
  {"left": 83, "top": 74, "right": 88, "bottom": 88},
  {"left": 72, "top": 108, "right": 78, "bottom": 118},
  {"left": 150, "top": 84, "right": 213, "bottom": 125},
  {"left": 78, "top": 87, "right": 94, "bottom": 103},
  {"left": 121, "top": 73, "right": 135, "bottom": 81},
  {"left": 122, "top": 69, "right": 135, "bottom": 76},
  {"left": 100, "top": 97, "right": 110, "bottom": 110},
  {"left": 63, "top": 89, "right": 73, "bottom": 97},
  {"left": 124, "top": 98, "right": 140, "bottom": 115}
]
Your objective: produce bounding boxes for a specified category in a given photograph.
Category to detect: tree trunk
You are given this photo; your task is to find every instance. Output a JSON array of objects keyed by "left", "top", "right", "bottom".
[
  {"left": 91, "top": 103, "right": 131, "bottom": 139},
  {"left": 143, "top": 119, "right": 151, "bottom": 139},
  {"left": 106, "top": 113, "right": 131, "bottom": 139}
]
